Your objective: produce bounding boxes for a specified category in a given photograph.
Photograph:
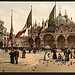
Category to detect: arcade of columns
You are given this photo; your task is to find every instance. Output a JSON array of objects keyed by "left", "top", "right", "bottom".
[{"left": 27, "top": 33, "right": 75, "bottom": 50}]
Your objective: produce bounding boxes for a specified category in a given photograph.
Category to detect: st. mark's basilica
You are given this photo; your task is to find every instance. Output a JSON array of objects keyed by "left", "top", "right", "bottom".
[
  {"left": 26, "top": 9, "right": 75, "bottom": 50},
  {"left": 0, "top": 7, "right": 75, "bottom": 50}
]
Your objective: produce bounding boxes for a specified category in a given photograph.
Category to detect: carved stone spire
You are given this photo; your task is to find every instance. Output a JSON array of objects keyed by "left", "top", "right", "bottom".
[
  {"left": 35, "top": 20, "right": 37, "bottom": 29},
  {"left": 64, "top": 9, "right": 68, "bottom": 18},
  {"left": 42, "top": 18, "right": 44, "bottom": 25},
  {"left": 59, "top": 7, "right": 61, "bottom": 16},
  {"left": 71, "top": 17, "right": 72, "bottom": 21}
]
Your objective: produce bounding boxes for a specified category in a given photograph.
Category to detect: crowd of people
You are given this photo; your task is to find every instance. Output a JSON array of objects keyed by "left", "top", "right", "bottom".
[
  {"left": 8, "top": 47, "right": 40, "bottom": 64},
  {"left": 3, "top": 46, "right": 75, "bottom": 64},
  {"left": 44, "top": 48, "right": 75, "bottom": 62},
  {"left": 9, "top": 47, "right": 19, "bottom": 64}
]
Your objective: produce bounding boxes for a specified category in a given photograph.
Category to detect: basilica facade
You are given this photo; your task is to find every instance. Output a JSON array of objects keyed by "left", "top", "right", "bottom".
[{"left": 25, "top": 10, "right": 75, "bottom": 50}]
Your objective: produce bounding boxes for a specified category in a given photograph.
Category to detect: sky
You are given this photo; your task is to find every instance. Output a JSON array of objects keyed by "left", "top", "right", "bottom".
[{"left": 0, "top": 1, "right": 75, "bottom": 36}]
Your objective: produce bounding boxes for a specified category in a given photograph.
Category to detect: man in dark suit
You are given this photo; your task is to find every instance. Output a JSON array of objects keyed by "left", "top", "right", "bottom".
[
  {"left": 9, "top": 49, "right": 15, "bottom": 64},
  {"left": 14, "top": 49, "right": 19, "bottom": 64}
]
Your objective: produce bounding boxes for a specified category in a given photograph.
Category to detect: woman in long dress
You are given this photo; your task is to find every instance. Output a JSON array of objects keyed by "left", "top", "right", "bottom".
[
  {"left": 44, "top": 52, "right": 48, "bottom": 61},
  {"left": 53, "top": 49, "right": 57, "bottom": 59}
]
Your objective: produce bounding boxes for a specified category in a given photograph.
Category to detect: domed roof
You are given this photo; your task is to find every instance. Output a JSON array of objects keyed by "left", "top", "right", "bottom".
[
  {"left": 56, "top": 15, "right": 72, "bottom": 26},
  {"left": 56, "top": 15, "right": 66, "bottom": 25},
  {"left": 68, "top": 21, "right": 75, "bottom": 26}
]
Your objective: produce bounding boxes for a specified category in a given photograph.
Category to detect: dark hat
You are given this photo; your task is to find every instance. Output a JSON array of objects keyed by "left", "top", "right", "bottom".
[{"left": 58, "top": 53, "right": 60, "bottom": 55}]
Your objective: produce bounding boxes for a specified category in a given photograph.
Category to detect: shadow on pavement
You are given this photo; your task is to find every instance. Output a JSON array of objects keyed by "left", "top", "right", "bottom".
[{"left": 3, "top": 62, "right": 10, "bottom": 63}]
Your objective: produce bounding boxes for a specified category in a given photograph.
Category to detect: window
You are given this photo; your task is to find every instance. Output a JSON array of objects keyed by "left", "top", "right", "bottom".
[
  {"left": 5, "top": 30, "right": 6, "bottom": 33},
  {"left": 1, "top": 29, "right": 2, "bottom": 31}
]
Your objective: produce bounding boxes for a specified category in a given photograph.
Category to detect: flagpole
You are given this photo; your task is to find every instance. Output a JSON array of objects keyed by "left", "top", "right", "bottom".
[
  {"left": 54, "top": 2, "right": 56, "bottom": 49},
  {"left": 24, "top": 33, "right": 25, "bottom": 49},
  {"left": 11, "top": 9, "right": 13, "bottom": 47},
  {"left": 31, "top": 6, "right": 32, "bottom": 49}
]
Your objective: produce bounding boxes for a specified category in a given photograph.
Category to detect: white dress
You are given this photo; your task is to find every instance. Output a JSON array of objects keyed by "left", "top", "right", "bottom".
[{"left": 45, "top": 53, "right": 48, "bottom": 60}]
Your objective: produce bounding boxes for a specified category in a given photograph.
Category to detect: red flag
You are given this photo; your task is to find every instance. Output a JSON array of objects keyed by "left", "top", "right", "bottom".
[
  {"left": 8, "top": 31, "right": 12, "bottom": 42},
  {"left": 15, "top": 7, "right": 32, "bottom": 38},
  {"left": 37, "top": 25, "right": 43, "bottom": 35},
  {"left": 8, "top": 9, "right": 13, "bottom": 42},
  {"left": 15, "top": 24, "right": 27, "bottom": 38},
  {"left": 37, "top": 19, "right": 48, "bottom": 36}
]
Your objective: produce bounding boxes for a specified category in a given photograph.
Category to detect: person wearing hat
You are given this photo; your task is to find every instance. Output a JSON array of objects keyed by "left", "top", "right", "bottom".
[
  {"left": 14, "top": 49, "right": 19, "bottom": 64},
  {"left": 47, "top": 52, "right": 50, "bottom": 61},
  {"left": 71, "top": 48, "right": 74, "bottom": 59},
  {"left": 5, "top": 47, "right": 8, "bottom": 52},
  {"left": 29, "top": 48, "right": 31, "bottom": 53},
  {"left": 9, "top": 47, "right": 15, "bottom": 64},
  {"left": 58, "top": 53, "right": 63, "bottom": 61},
  {"left": 53, "top": 49, "right": 57, "bottom": 59},
  {"left": 22, "top": 48, "right": 26, "bottom": 58},
  {"left": 44, "top": 52, "right": 48, "bottom": 61}
]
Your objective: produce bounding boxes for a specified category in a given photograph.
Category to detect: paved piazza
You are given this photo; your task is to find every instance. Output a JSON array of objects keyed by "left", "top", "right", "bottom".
[{"left": 0, "top": 49, "right": 75, "bottom": 72}]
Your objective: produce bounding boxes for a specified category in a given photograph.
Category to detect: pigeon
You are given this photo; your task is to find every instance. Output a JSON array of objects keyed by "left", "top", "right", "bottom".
[
  {"left": 32, "top": 69, "right": 35, "bottom": 71},
  {"left": 50, "top": 61, "right": 52, "bottom": 62},
  {"left": 58, "top": 64, "right": 59, "bottom": 66},
  {"left": 25, "top": 64, "right": 27, "bottom": 65},
  {"left": 68, "top": 64, "right": 70, "bottom": 66},
  {"left": 2, "top": 70, "right": 5, "bottom": 72},
  {"left": 38, "top": 61, "right": 41, "bottom": 63}
]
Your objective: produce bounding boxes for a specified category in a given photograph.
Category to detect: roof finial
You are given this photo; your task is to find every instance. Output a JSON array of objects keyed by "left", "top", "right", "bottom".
[
  {"left": 65, "top": 9, "right": 67, "bottom": 15},
  {"left": 42, "top": 18, "right": 44, "bottom": 25},
  {"left": 35, "top": 20, "right": 37, "bottom": 26},
  {"left": 64, "top": 9, "right": 68, "bottom": 18},
  {"left": 59, "top": 7, "right": 61, "bottom": 16},
  {"left": 71, "top": 17, "right": 72, "bottom": 21}
]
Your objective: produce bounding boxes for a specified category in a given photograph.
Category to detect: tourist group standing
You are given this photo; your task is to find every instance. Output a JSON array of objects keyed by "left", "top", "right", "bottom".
[
  {"left": 9, "top": 46, "right": 75, "bottom": 64},
  {"left": 9, "top": 47, "right": 19, "bottom": 64},
  {"left": 44, "top": 47, "right": 75, "bottom": 62}
]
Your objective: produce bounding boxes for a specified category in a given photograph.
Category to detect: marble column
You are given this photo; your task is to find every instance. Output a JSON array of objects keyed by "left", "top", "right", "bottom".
[
  {"left": 65, "top": 38, "right": 68, "bottom": 48},
  {"left": 56, "top": 40, "right": 58, "bottom": 49}
]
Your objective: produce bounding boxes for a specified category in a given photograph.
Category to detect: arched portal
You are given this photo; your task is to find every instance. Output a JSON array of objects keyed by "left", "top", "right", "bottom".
[
  {"left": 28, "top": 38, "right": 33, "bottom": 48},
  {"left": 35, "top": 36, "right": 41, "bottom": 48},
  {"left": 43, "top": 34, "right": 55, "bottom": 49},
  {"left": 67, "top": 35, "right": 75, "bottom": 49},
  {"left": 0, "top": 41, "right": 3, "bottom": 49},
  {"left": 57, "top": 35, "right": 65, "bottom": 49}
]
